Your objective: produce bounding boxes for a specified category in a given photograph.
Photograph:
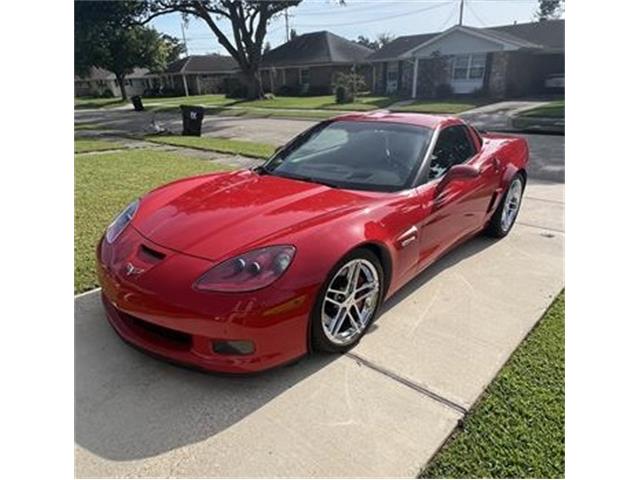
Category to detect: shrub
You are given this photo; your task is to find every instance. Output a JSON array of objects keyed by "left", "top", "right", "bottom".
[
  {"left": 305, "top": 85, "right": 332, "bottom": 96},
  {"left": 335, "top": 85, "right": 353, "bottom": 104},
  {"left": 99, "top": 89, "right": 115, "bottom": 98},
  {"left": 435, "top": 83, "right": 454, "bottom": 99},
  {"left": 333, "top": 72, "right": 366, "bottom": 104}
]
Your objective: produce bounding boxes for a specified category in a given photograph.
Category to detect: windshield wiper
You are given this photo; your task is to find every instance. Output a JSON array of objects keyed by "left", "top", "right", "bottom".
[{"left": 252, "top": 164, "right": 271, "bottom": 175}]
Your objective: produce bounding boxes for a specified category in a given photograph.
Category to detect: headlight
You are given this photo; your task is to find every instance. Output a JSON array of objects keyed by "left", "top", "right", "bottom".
[
  {"left": 105, "top": 199, "right": 139, "bottom": 244},
  {"left": 194, "top": 245, "right": 296, "bottom": 293}
]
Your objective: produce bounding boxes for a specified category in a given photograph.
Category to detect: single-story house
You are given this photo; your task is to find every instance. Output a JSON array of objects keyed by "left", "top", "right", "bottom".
[
  {"left": 368, "top": 19, "right": 564, "bottom": 99},
  {"left": 74, "top": 67, "right": 151, "bottom": 97},
  {"left": 151, "top": 54, "right": 239, "bottom": 96},
  {"left": 260, "top": 31, "right": 374, "bottom": 95}
]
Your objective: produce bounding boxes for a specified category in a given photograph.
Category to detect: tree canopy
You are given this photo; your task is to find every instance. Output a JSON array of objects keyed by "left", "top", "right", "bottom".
[
  {"left": 536, "top": 0, "right": 564, "bottom": 21},
  {"left": 75, "top": 1, "right": 183, "bottom": 100},
  {"left": 140, "top": 1, "right": 303, "bottom": 98},
  {"left": 354, "top": 33, "right": 395, "bottom": 51}
]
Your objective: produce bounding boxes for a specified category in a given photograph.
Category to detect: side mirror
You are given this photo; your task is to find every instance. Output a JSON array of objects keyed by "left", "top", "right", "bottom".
[{"left": 435, "top": 164, "right": 480, "bottom": 195}]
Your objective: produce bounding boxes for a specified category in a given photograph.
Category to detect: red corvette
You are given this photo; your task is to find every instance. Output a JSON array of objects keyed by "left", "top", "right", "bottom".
[{"left": 97, "top": 112, "right": 528, "bottom": 373}]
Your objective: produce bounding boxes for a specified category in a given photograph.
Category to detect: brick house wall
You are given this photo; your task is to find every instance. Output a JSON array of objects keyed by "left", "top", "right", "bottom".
[
  {"left": 261, "top": 64, "right": 373, "bottom": 95},
  {"left": 485, "top": 51, "right": 564, "bottom": 98}
]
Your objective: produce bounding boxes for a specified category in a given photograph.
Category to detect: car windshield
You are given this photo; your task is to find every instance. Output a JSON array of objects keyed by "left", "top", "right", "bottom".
[{"left": 262, "top": 120, "right": 433, "bottom": 192}]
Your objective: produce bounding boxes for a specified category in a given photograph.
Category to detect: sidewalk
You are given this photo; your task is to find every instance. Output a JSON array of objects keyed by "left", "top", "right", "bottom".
[{"left": 460, "top": 100, "right": 564, "bottom": 134}]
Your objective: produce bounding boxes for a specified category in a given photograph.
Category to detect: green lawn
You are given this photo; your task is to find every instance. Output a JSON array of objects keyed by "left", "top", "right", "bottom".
[
  {"left": 144, "top": 94, "right": 237, "bottom": 108},
  {"left": 74, "top": 138, "right": 123, "bottom": 153},
  {"left": 75, "top": 93, "right": 481, "bottom": 116},
  {"left": 145, "top": 135, "right": 276, "bottom": 159},
  {"left": 74, "top": 97, "right": 128, "bottom": 109},
  {"left": 392, "top": 99, "right": 482, "bottom": 114},
  {"left": 518, "top": 100, "right": 565, "bottom": 118},
  {"left": 75, "top": 123, "right": 103, "bottom": 131},
  {"left": 238, "top": 95, "right": 395, "bottom": 111},
  {"left": 75, "top": 149, "right": 230, "bottom": 293},
  {"left": 421, "top": 292, "right": 565, "bottom": 478}
]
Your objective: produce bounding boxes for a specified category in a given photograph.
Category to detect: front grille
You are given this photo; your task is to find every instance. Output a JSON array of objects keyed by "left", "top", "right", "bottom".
[{"left": 121, "top": 311, "right": 192, "bottom": 350}]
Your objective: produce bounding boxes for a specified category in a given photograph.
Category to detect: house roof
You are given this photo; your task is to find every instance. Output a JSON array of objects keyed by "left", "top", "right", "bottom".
[
  {"left": 367, "top": 33, "right": 440, "bottom": 61},
  {"left": 490, "top": 19, "right": 564, "bottom": 51},
  {"left": 165, "top": 55, "right": 238, "bottom": 74},
  {"left": 368, "top": 19, "right": 564, "bottom": 61},
  {"left": 262, "top": 31, "right": 373, "bottom": 67}
]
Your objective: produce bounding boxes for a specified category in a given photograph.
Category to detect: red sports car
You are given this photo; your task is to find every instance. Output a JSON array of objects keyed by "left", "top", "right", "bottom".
[{"left": 97, "top": 112, "right": 528, "bottom": 373}]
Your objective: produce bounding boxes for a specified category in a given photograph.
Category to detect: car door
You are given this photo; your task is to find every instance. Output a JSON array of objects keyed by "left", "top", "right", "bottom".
[{"left": 414, "top": 124, "right": 499, "bottom": 270}]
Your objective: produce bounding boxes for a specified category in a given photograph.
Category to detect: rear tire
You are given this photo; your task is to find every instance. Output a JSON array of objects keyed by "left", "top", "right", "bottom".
[
  {"left": 485, "top": 173, "right": 525, "bottom": 238},
  {"left": 311, "top": 249, "right": 384, "bottom": 353}
]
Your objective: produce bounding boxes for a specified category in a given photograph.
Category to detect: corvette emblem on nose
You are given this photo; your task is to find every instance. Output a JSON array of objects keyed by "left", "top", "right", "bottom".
[{"left": 124, "top": 262, "right": 145, "bottom": 277}]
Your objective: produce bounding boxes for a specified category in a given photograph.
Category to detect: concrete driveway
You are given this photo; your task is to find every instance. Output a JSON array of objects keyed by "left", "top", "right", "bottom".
[{"left": 75, "top": 173, "right": 564, "bottom": 476}]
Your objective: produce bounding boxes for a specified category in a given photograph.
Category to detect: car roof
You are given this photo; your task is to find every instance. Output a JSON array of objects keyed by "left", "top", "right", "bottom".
[{"left": 330, "top": 111, "right": 462, "bottom": 129}]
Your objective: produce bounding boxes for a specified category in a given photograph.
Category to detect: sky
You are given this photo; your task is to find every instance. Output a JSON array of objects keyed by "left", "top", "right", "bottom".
[{"left": 150, "top": 0, "right": 549, "bottom": 56}]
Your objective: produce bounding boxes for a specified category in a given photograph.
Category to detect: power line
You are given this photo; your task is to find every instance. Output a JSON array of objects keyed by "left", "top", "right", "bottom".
[
  {"left": 295, "top": 1, "right": 451, "bottom": 28},
  {"left": 436, "top": 3, "right": 459, "bottom": 31},
  {"left": 465, "top": 1, "right": 490, "bottom": 27}
]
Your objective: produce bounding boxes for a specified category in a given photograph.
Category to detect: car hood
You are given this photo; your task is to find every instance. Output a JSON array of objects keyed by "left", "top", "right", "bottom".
[{"left": 133, "top": 170, "right": 375, "bottom": 260}]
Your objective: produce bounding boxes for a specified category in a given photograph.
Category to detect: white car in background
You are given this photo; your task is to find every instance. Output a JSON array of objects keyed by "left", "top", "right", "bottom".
[{"left": 544, "top": 73, "right": 565, "bottom": 90}]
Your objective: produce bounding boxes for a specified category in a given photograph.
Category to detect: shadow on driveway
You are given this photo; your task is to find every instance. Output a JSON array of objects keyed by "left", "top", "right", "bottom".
[{"left": 75, "top": 229, "right": 501, "bottom": 461}]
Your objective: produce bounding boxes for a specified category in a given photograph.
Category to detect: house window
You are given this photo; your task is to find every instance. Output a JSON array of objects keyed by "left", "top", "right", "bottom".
[
  {"left": 300, "top": 68, "right": 310, "bottom": 85},
  {"left": 452, "top": 54, "right": 486, "bottom": 80}
]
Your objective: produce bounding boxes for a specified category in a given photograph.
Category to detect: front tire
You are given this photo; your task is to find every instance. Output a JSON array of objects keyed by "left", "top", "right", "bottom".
[
  {"left": 485, "top": 173, "right": 525, "bottom": 238},
  {"left": 311, "top": 249, "right": 384, "bottom": 353}
]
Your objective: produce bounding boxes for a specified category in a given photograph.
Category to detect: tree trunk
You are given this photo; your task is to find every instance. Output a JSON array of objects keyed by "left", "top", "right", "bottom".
[
  {"left": 116, "top": 74, "right": 127, "bottom": 101},
  {"left": 241, "top": 69, "right": 264, "bottom": 100}
]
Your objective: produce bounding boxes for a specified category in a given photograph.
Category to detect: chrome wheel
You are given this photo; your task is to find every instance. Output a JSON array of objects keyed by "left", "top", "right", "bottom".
[
  {"left": 321, "top": 259, "right": 380, "bottom": 345},
  {"left": 500, "top": 178, "right": 523, "bottom": 232}
]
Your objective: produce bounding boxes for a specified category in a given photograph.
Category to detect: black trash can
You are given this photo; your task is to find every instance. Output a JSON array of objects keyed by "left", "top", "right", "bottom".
[
  {"left": 180, "top": 105, "right": 205, "bottom": 136},
  {"left": 131, "top": 95, "right": 144, "bottom": 112}
]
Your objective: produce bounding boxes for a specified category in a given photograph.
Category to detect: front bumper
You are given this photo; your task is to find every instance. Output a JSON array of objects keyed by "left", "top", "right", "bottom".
[{"left": 96, "top": 228, "right": 313, "bottom": 374}]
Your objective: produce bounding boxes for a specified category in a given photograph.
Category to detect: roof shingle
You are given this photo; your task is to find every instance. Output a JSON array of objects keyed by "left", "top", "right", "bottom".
[
  {"left": 368, "top": 19, "right": 564, "bottom": 61},
  {"left": 165, "top": 55, "right": 238, "bottom": 74},
  {"left": 262, "top": 31, "right": 373, "bottom": 67}
]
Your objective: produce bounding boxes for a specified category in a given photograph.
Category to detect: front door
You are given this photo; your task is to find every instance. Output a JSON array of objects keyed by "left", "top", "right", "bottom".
[{"left": 386, "top": 61, "right": 399, "bottom": 94}]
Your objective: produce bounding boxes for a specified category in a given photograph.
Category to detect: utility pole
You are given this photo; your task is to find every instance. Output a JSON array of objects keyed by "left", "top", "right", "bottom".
[
  {"left": 181, "top": 20, "right": 189, "bottom": 56},
  {"left": 284, "top": 8, "right": 290, "bottom": 41},
  {"left": 458, "top": 0, "right": 464, "bottom": 26}
]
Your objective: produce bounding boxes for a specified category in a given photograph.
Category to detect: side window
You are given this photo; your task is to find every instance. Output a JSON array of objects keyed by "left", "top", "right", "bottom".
[{"left": 428, "top": 126, "right": 476, "bottom": 180}]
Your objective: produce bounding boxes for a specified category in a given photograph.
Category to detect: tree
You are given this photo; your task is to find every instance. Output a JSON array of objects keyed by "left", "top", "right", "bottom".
[
  {"left": 75, "top": 1, "right": 179, "bottom": 100},
  {"left": 376, "top": 32, "right": 395, "bottom": 48},
  {"left": 140, "top": 1, "right": 304, "bottom": 99},
  {"left": 535, "top": 0, "right": 564, "bottom": 21},
  {"left": 355, "top": 35, "right": 378, "bottom": 50},
  {"left": 161, "top": 34, "right": 187, "bottom": 63},
  {"left": 354, "top": 33, "right": 395, "bottom": 51}
]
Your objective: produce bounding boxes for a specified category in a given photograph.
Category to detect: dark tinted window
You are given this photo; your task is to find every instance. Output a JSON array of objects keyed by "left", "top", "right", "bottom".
[
  {"left": 264, "top": 121, "right": 433, "bottom": 192},
  {"left": 428, "top": 126, "right": 476, "bottom": 180}
]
